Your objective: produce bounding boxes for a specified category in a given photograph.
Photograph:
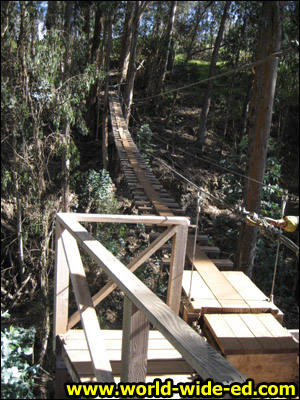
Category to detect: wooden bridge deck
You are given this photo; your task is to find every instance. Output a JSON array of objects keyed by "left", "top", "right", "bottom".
[{"left": 59, "top": 329, "right": 195, "bottom": 382}]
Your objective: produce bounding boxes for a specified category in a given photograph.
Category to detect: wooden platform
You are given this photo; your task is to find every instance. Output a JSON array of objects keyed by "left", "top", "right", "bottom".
[
  {"left": 182, "top": 270, "right": 281, "bottom": 316},
  {"left": 182, "top": 236, "right": 282, "bottom": 319},
  {"left": 203, "top": 313, "right": 299, "bottom": 382},
  {"left": 59, "top": 329, "right": 195, "bottom": 382}
]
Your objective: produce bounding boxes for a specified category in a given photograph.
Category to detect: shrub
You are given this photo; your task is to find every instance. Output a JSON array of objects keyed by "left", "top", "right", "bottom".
[{"left": 1, "top": 312, "right": 38, "bottom": 399}]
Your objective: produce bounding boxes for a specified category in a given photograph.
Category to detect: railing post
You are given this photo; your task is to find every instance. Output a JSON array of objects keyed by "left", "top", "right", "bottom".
[
  {"left": 167, "top": 224, "right": 189, "bottom": 314},
  {"left": 121, "top": 296, "right": 149, "bottom": 382},
  {"left": 53, "top": 221, "right": 69, "bottom": 351},
  {"left": 53, "top": 221, "right": 69, "bottom": 399}
]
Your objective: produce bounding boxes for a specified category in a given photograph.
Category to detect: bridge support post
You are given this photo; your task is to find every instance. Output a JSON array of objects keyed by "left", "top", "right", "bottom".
[
  {"left": 121, "top": 296, "right": 149, "bottom": 382},
  {"left": 53, "top": 223, "right": 69, "bottom": 352},
  {"left": 55, "top": 336, "right": 69, "bottom": 399},
  {"left": 167, "top": 224, "right": 189, "bottom": 314}
]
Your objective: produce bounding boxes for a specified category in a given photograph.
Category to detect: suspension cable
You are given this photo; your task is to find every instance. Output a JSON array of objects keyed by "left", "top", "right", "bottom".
[
  {"left": 152, "top": 134, "right": 299, "bottom": 202},
  {"left": 134, "top": 48, "right": 294, "bottom": 103}
]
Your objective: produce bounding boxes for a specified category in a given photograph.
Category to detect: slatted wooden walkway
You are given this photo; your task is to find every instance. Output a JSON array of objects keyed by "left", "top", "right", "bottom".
[{"left": 108, "top": 91, "right": 299, "bottom": 383}]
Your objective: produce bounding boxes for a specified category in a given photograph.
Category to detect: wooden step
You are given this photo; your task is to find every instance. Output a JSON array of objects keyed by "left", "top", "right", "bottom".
[
  {"left": 150, "top": 233, "right": 209, "bottom": 245},
  {"left": 158, "top": 243, "right": 220, "bottom": 256},
  {"left": 203, "top": 313, "right": 299, "bottom": 383},
  {"left": 181, "top": 270, "right": 281, "bottom": 316},
  {"left": 210, "top": 259, "right": 234, "bottom": 270},
  {"left": 161, "top": 258, "right": 233, "bottom": 272},
  {"left": 59, "top": 329, "right": 194, "bottom": 382}
]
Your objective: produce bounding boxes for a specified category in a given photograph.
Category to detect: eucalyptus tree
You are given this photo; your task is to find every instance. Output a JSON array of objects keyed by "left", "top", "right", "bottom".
[
  {"left": 196, "top": 1, "right": 231, "bottom": 150},
  {"left": 183, "top": 1, "right": 213, "bottom": 65},
  {"left": 1, "top": 0, "right": 97, "bottom": 372},
  {"left": 236, "top": 1, "right": 284, "bottom": 278},
  {"left": 123, "top": 1, "right": 149, "bottom": 124}
]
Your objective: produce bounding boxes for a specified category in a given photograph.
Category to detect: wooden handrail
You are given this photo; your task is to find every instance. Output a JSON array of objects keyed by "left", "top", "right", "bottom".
[
  {"left": 67, "top": 225, "right": 178, "bottom": 329},
  {"left": 54, "top": 213, "right": 245, "bottom": 384},
  {"left": 60, "top": 228, "right": 114, "bottom": 382}
]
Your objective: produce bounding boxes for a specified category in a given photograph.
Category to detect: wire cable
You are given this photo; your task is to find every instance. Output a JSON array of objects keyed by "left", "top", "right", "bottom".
[
  {"left": 134, "top": 48, "right": 294, "bottom": 103},
  {"left": 152, "top": 134, "right": 299, "bottom": 202}
]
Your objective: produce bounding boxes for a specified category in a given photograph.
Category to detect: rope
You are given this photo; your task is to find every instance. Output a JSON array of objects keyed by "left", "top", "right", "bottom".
[{"left": 188, "top": 190, "right": 202, "bottom": 305}]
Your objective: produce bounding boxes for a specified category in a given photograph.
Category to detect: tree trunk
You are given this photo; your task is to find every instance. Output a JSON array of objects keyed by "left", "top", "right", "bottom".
[
  {"left": 124, "top": 1, "right": 148, "bottom": 124},
  {"left": 184, "top": 1, "right": 213, "bottom": 65},
  {"left": 18, "top": 1, "right": 29, "bottom": 103},
  {"left": 45, "top": 1, "right": 58, "bottom": 31},
  {"left": 12, "top": 134, "right": 25, "bottom": 283},
  {"left": 155, "top": 1, "right": 177, "bottom": 97},
  {"left": 236, "top": 1, "right": 283, "bottom": 278},
  {"left": 196, "top": 1, "right": 231, "bottom": 150},
  {"left": 119, "top": 1, "right": 135, "bottom": 82},
  {"left": 237, "top": 74, "right": 253, "bottom": 149},
  {"left": 102, "top": 15, "right": 113, "bottom": 170},
  {"left": 90, "top": 3, "right": 103, "bottom": 64},
  {"left": 146, "top": 1, "right": 164, "bottom": 97}
]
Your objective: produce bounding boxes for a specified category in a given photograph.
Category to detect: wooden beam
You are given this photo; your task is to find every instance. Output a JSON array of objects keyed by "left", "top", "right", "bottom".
[
  {"left": 68, "top": 213, "right": 190, "bottom": 226},
  {"left": 67, "top": 225, "right": 177, "bottom": 329},
  {"left": 121, "top": 296, "right": 149, "bottom": 382},
  {"left": 167, "top": 224, "right": 188, "bottom": 314},
  {"left": 61, "top": 228, "right": 114, "bottom": 382},
  {"left": 57, "top": 214, "right": 245, "bottom": 383},
  {"left": 186, "top": 237, "right": 248, "bottom": 308},
  {"left": 53, "top": 223, "right": 69, "bottom": 352}
]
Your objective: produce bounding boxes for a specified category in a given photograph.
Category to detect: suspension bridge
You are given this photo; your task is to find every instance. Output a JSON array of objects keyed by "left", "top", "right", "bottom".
[{"left": 53, "top": 91, "right": 298, "bottom": 397}]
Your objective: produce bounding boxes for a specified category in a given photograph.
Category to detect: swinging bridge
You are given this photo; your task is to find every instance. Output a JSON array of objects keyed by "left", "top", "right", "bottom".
[{"left": 53, "top": 92, "right": 298, "bottom": 397}]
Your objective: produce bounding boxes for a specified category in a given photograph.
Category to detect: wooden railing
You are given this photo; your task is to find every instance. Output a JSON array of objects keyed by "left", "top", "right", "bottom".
[{"left": 53, "top": 213, "right": 245, "bottom": 384}]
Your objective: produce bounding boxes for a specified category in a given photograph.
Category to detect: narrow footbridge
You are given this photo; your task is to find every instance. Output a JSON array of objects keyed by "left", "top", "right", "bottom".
[{"left": 53, "top": 92, "right": 298, "bottom": 397}]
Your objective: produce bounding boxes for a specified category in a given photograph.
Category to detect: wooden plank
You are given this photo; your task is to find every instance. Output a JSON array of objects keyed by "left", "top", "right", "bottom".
[
  {"left": 222, "top": 314, "right": 263, "bottom": 353},
  {"left": 57, "top": 213, "right": 245, "bottom": 383},
  {"left": 203, "top": 314, "right": 244, "bottom": 355},
  {"left": 61, "top": 228, "right": 114, "bottom": 382},
  {"left": 64, "top": 329, "right": 183, "bottom": 346},
  {"left": 121, "top": 297, "right": 149, "bottom": 382},
  {"left": 182, "top": 271, "right": 218, "bottom": 301},
  {"left": 70, "top": 213, "right": 190, "bottom": 226},
  {"left": 53, "top": 223, "right": 69, "bottom": 351},
  {"left": 186, "top": 237, "right": 248, "bottom": 308},
  {"left": 55, "top": 336, "right": 69, "bottom": 399},
  {"left": 199, "top": 246, "right": 220, "bottom": 255},
  {"left": 239, "top": 314, "right": 283, "bottom": 352},
  {"left": 227, "top": 353, "right": 299, "bottom": 383},
  {"left": 190, "top": 299, "right": 223, "bottom": 314},
  {"left": 151, "top": 232, "right": 209, "bottom": 245},
  {"left": 66, "top": 356, "right": 194, "bottom": 377},
  {"left": 218, "top": 300, "right": 250, "bottom": 313},
  {"left": 167, "top": 224, "right": 189, "bottom": 314},
  {"left": 222, "top": 271, "right": 269, "bottom": 301},
  {"left": 245, "top": 300, "right": 279, "bottom": 314},
  {"left": 257, "top": 313, "right": 299, "bottom": 352},
  {"left": 68, "top": 225, "right": 177, "bottom": 329},
  {"left": 211, "top": 259, "right": 234, "bottom": 270},
  {"left": 60, "top": 329, "right": 197, "bottom": 377}
]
